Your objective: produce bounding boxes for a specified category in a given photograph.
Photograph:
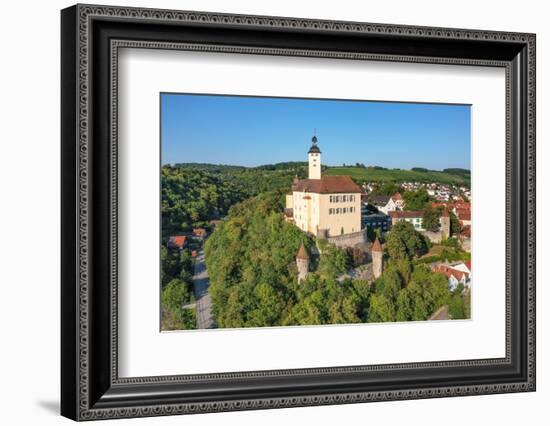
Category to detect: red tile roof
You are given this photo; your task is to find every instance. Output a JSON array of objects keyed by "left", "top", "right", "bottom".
[
  {"left": 371, "top": 238, "right": 383, "bottom": 252},
  {"left": 389, "top": 210, "right": 423, "bottom": 219},
  {"left": 296, "top": 243, "right": 310, "bottom": 259},
  {"left": 168, "top": 235, "right": 187, "bottom": 249},
  {"left": 454, "top": 202, "right": 471, "bottom": 210},
  {"left": 456, "top": 208, "right": 471, "bottom": 221},
  {"left": 433, "top": 265, "right": 469, "bottom": 281},
  {"left": 292, "top": 176, "right": 361, "bottom": 194},
  {"left": 368, "top": 194, "right": 391, "bottom": 205}
]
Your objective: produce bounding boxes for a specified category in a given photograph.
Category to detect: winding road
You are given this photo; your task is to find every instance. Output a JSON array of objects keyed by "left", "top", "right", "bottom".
[{"left": 192, "top": 250, "right": 215, "bottom": 329}]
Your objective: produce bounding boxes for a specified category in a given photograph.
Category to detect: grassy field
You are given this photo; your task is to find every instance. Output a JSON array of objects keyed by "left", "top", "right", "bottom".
[{"left": 324, "top": 167, "right": 469, "bottom": 185}]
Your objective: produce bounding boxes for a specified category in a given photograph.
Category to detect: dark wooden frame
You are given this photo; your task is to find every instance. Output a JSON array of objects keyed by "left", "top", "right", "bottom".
[{"left": 61, "top": 4, "right": 536, "bottom": 421}]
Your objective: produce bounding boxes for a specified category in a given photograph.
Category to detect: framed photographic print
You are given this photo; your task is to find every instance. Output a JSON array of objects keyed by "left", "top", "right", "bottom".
[{"left": 61, "top": 4, "right": 536, "bottom": 421}]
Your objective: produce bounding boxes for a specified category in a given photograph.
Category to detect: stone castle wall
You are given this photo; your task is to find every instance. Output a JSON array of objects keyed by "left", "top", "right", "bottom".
[
  {"left": 326, "top": 230, "right": 367, "bottom": 248},
  {"left": 422, "top": 230, "right": 443, "bottom": 243}
]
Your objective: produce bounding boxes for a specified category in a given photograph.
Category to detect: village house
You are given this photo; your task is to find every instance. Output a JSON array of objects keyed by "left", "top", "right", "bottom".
[
  {"left": 167, "top": 235, "right": 187, "bottom": 250},
  {"left": 432, "top": 262, "right": 471, "bottom": 291},
  {"left": 367, "top": 194, "right": 398, "bottom": 215},
  {"left": 389, "top": 210, "right": 425, "bottom": 231},
  {"left": 285, "top": 136, "right": 363, "bottom": 244},
  {"left": 453, "top": 202, "right": 471, "bottom": 227},
  {"left": 192, "top": 228, "right": 208, "bottom": 239},
  {"left": 389, "top": 208, "right": 451, "bottom": 242},
  {"left": 391, "top": 192, "right": 405, "bottom": 210}
]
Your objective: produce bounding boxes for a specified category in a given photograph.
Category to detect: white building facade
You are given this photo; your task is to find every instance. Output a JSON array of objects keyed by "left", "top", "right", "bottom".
[{"left": 286, "top": 136, "right": 362, "bottom": 238}]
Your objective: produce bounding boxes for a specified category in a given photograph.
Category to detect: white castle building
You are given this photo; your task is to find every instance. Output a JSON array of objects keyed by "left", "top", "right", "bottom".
[{"left": 285, "top": 136, "right": 363, "bottom": 241}]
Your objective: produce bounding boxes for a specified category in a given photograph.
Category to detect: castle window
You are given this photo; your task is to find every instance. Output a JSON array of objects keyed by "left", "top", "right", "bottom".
[{"left": 343, "top": 195, "right": 347, "bottom": 202}]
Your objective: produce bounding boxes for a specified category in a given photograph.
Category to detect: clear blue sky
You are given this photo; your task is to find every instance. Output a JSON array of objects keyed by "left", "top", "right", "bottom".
[{"left": 161, "top": 93, "right": 471, "bottom": 170}]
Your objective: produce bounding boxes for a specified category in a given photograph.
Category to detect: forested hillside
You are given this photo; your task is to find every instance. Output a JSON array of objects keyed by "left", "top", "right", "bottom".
[
  {"left": 161, "top": 162, "right": 469, "bottom": 238},
  {"left": 161, "top": 164, "right": 303, "bottom": 238},
  {"left": 204, "top": 192, "right": 468, "bottom": 328}
]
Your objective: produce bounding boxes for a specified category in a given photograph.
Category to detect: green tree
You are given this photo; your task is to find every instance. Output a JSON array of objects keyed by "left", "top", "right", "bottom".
[
  {"left": 374, "top": 267, "right": 402, "bottom": 303},
  {"left": 385, "top": 221, "right": 429, "bottom": 261},
  {"left": 161, "top": 278, "right": 192, "bottom": 310},
  {"left": 403, "top": 188, "right": 431, "bottom": 211},
  {"left": 372, "top": 182, "right": 401, "bottom": 196},
  {"left": 422, "top": 205, "right": 441, "bottom": 232},
  {"left": 160, "top": 278, "right": 195, "bottom": 330},
  {"left": 447, "top": 284, "right": 466, "bottom": 319},
  {"left": 318, "top": 244, "right": 350, "bottom": 278},
  {"left": 395, "top": 288, "right": 414, "bottom": 321},
  {"left": 449, "top": 210, "right": 461, "bottom": 236},
  {"left": 160, "top": 246, "right": 185, "bottom": 286},
  {"left": 247, "top": 283, "right": 286, "bottom": 327},
  {"left": 368, "top": 294, "right": 395, "bottom": 322}
]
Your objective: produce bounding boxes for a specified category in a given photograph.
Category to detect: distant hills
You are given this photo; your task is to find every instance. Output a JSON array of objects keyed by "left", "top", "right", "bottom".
[
  {"left": 170, "top": 162, "right": 470, "bottom": 186},
  {"left": 324, "top": 166, "right": 470, "bottom": 185}
]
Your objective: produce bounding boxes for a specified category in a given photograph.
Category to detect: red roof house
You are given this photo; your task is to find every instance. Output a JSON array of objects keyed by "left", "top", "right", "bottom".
[
  {"left": 167, "top": 235, "right": 187, "bottom": 250},
  {"left": 193, "top": 228, "right": 208, "bottom": 238}
]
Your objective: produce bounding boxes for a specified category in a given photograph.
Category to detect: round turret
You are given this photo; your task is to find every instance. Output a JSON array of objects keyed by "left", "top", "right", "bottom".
[
  {"left": 371, "top": 238, "right": 384, "bottom": 279},
  {"left": 296, "top": 243, "right": 310, "bottom": 282}
]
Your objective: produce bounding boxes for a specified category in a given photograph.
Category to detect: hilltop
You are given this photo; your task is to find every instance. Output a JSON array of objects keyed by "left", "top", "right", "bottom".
[
  {"left": 168, "top": 162, "right": 470, "bottom": 186},
  {"left": 324, "top": 166, "right": 470, "bottom": 186}
]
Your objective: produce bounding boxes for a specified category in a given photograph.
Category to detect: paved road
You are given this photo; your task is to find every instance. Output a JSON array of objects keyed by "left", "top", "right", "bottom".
[
  {"left": 428, "top": 305, "right": 449, "bottom": 321},
  {"left": 192, "top": 250, "right": 215, "bottom": 329}
]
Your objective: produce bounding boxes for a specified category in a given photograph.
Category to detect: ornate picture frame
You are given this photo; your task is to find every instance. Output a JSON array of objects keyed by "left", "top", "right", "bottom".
[{"left": 61, "top": 4, "right": 535, "bottom": 421}]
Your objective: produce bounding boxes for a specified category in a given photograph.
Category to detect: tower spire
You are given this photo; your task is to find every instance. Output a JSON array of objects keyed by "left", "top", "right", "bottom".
[{"left": 307, "top": 132, "right": 321, "bottom": 179}]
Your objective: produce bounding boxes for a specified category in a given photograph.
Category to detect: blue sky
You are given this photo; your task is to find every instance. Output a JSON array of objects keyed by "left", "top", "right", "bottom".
[{"left": 161, "top": 93, "right": 471, "bottom": 170}]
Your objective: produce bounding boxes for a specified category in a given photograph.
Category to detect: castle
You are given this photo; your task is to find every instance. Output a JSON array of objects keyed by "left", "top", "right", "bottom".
[
  {"left": 285, "top": 136, "right": 363, "bottom": 240},
  {"left": 295, "top": 237, "right": 384, "bottom": 283}
]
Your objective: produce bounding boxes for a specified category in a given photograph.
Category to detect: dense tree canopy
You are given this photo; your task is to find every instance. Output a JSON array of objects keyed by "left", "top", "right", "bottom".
[
  {"left": 160, "top": 246, "right": 195, "bottom": 330},
  {"left": 371, "top": 182, "right": 401, "bottom": 196},
  {"left": 403, "top": 188, "right": 432, "bottom": 211},
  {"left": 423, "top": 205, "right": 442, "bottom": 232},
  {"left": 385, "top": 221, "right": 430, "bottom": 260},
  {"left": 161, "top": 164, "right": 303, "bottom": 239}
]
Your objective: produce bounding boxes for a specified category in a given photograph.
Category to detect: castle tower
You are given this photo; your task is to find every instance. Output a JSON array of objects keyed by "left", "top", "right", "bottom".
[
  {"left": 308, "top": 135, "right": 321, "bottom": 180},
  {"left": 371, "top": 238, "right": 383, "bottom": 279},
  {"left": 296, "top": 243, "right": 310, "bottom": 282},
  {"left": 440, "top": 208, "right": 451, "bottom": 239}
]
